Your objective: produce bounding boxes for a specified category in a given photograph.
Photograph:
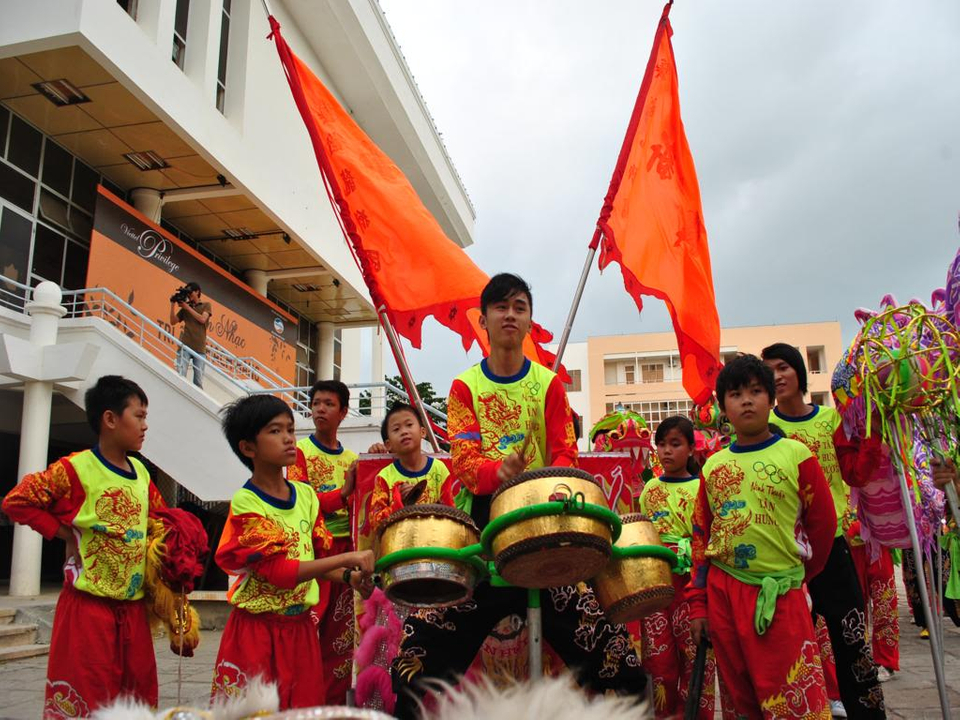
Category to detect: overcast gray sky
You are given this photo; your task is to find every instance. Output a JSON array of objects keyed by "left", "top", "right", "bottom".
[{"left": 373, "top": 0, "right": 960, "bottom": 394}]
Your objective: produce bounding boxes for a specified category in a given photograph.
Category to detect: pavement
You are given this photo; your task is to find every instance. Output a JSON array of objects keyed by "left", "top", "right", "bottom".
[{"left": 0, "top": 572, "right": 958, "bottom": 718}]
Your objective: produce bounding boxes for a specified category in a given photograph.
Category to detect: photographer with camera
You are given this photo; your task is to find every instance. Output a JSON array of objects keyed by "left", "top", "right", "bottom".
[{"left": 169, "top": 281, "right": 211, "bottom": 388}]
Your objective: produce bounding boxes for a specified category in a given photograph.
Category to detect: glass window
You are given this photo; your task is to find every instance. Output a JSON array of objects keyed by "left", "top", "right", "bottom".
[
  {"left": 71, "top": 161, "right": 99, "bottom": 212},
  {"left": 216, "top": 0, "right": 231, "bottom": 113},
  {"left": 0, "top": 206, "right": 33, "bottom": 287},
  {"left": 62, "top": 239, "right": 89, "bottom": 290},
  {"left": 564, "top": 369, "right": 582, "bottom": 393},
  {"left": 0, "top": 162, "right": 36, "bottom": 212},
  {"left": 0, "top": 104, "right": 9, "bottom": 157},
  {"left": 117, "top": 0, "right": 138, "bottom": 18},
  {"left": 41, "top": 140, "right": 72, "bottom": 198},
  {"left": 8, "top": 115, "right": 42, "bottom": 177},
  {"left": 333, "top": 328, "right": 342, "bottom": 381},
  {"left": 31, "top": 224, "right": 66, "bottom": 283},
  {"left": 173, "top": 0, "right": 190, "bottom": 68}
]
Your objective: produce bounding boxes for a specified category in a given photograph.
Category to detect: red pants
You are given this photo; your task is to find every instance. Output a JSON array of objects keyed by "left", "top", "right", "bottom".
[
  {"left": 212, "top": 607, "right": 324, "bottom": 709},
  {"left": 317, "top": 536, "right": 355, "bottom": 704},
  {"left": 641, "top": 574, "right": 717, "bottom": 719},
  {"left": 850, "top": 544, "right": 899, "bottom": 671},
  {"left": 706, "top": 567, "right": 830, "bottom": 720},
  {"left": 44, "top": 583, "right": 157, "bottom": 719}
]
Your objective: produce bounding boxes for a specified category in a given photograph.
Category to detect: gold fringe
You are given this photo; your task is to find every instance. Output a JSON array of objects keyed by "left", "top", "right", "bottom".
[{"left": 145, "top": 518, "right": 202, "bottom": 655}]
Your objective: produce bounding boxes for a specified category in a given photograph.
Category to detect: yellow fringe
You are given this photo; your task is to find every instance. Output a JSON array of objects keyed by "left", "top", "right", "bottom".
[{"left": 145, "top": 518, "right": 202, "bottom": 655}]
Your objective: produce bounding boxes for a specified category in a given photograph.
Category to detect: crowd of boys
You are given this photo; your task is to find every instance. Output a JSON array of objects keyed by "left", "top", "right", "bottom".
[{"left": 3, "top": 272, "right": 959, "bottom": 719}]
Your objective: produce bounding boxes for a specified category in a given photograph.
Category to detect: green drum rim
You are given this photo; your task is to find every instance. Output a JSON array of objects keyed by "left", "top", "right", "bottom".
[
  {"left": 610, "top": 543, "right": 679, "bottom": 568},
  {"left": 375, "top": 544, "right": 488, "bottom": 576},
  {"left": 479, "top": 501, "right": 623, "bottom": 556}
]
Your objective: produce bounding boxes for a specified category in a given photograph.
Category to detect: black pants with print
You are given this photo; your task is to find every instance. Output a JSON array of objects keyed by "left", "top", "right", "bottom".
[
  {"left": 808, "top": 536, "right": 886, "bottom": 719},
  {"left": 391, "top": 581, "right": 647, "bottom": 719}
]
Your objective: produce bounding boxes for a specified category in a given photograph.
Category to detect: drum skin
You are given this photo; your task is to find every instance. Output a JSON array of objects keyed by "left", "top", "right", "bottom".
[
  {"left": 593, "top": 514, "right": 675, "bottom": 623},
  {"left": 489, "top": 467, "right": 613, "bottom": 588},
  {"left": 376, "top": 504, "right": 480, "bottom": 608}
]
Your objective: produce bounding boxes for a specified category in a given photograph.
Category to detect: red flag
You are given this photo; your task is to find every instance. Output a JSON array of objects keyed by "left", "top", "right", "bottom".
[
  {"left": 595, "top": 3, "right": 721, "bottom": 405},
  {"left": 267, "top": 18, "right": 567, "bottom": 380}
]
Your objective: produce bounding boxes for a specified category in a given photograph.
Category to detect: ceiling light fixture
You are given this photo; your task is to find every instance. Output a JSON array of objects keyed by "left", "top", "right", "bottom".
[
  {"left": 222, "top": 227, "right": 255, "bottom": 239},
  {"left": 123, "top": 150, "right": 169, "bottom": 171},
  {"left": 33, "top": 79, "right": 91, "bottom": 107}
]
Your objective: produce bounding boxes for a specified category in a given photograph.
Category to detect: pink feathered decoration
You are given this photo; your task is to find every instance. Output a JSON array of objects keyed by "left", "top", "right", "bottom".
[
  {"left": 355, "top": 625, "right": 390, "bottom": 669},
  {"left": 355, "top": 666, "right": 395, "bottom": 714}
]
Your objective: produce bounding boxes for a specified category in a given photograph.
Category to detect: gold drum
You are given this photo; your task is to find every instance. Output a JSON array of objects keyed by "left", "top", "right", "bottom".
[
  {"left": 593, "top": 513, "right": 675, "bottom": 623},
  {"left": 376, "top": 504, "right": 480, "bottom": 608},
  {"left": 488, "top": 467, "right": 612, "bottom": 588}
]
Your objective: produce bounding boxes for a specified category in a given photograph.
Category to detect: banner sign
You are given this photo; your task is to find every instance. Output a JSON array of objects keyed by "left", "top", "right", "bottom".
[{"left": 88, "top": 187, "right": 297, "bottom": 379}]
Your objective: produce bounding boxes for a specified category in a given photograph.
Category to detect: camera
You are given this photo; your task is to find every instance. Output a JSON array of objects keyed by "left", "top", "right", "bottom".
[{"left": 170, "top": 285, "right": 191, "bottom": 303}]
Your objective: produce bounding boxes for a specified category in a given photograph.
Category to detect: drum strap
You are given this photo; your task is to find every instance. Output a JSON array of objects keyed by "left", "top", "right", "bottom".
[{"left": 712, "top": 561, "right": 803, "bottom": 635}]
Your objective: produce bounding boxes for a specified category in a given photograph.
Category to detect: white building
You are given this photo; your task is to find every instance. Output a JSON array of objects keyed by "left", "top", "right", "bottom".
[{"left": 0, "top": 0, "right": 474, "bottom": 595}]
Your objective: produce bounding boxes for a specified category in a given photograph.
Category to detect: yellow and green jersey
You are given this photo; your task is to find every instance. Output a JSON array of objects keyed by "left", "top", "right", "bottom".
[
  {"left": 639, "top": 475, "right": 700, "bottom": 540},
  {"left": 289, "top": 435, "right": 358, "bottom": 538}
]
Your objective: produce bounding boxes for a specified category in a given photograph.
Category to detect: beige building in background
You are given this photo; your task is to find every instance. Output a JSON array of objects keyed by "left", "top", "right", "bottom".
[{"left": 555, "top": 322, "right": 843, "bottom": 449}]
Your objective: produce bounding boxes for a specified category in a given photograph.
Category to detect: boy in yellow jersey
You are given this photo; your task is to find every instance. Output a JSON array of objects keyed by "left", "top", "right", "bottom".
[
  {"left": 762, "top": 343, "right": 885, "bottom": 719},
  {"left": 287, "top": 379, "right": 359, "bottom": 704},
  {"left": 392, "top": 274, "right": 646, "bottom": 719},
  {"left": 211, "top": 394, "right": 374, "bottom": 709},
  {"left": 689, "top": 355, "right": 837, "bottom": 719},
  {"left": 368, "top": 402, "right": 456, "bottom": 532},
  {"left": 2, "top": 375, "right": 167, "bottom": 717}
]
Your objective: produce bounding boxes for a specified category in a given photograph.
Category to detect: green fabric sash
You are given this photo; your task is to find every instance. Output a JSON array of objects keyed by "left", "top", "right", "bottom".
[
  {"left": 938, "top": 532, "right": 960, "bottom": 601},
  {"left": 661, "top": 534, "right": 692, "bottom": 575},
  {"left": 713, "top": 561, "right": 804, "bottom": 635}
]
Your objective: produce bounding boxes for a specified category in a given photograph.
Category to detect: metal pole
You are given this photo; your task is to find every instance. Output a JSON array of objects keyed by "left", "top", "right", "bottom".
[
  {"left": 552, "top": 243, "right": 598, "bottom": 373},
  {"left": 378, "top": 306, "right": 441, "bottom": 452},
  {"left": 890, "top": 428, "right": 952, "bottom": 720},
  {"left": 527, "top": 589, "right": 543, "bottom": 681},
  {"left": 258, "top": 0, "right": 274, "bottom": 18}
]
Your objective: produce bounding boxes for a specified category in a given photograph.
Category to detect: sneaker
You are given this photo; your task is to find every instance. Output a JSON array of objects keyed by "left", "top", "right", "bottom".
[
  {"left": 920, "top": 628, "right": 930, "bottom": 639},
  {"left": 877, "top": 666, "right": 895, "bottom": 683},
  {"left": 830, "top": 700, "right": 848, "bottom": 718}
]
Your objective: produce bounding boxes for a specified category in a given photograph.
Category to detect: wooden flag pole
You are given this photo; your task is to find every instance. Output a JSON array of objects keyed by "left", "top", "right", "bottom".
[{"left": 378, "top": 305, "right": 441, "bottom": 453}]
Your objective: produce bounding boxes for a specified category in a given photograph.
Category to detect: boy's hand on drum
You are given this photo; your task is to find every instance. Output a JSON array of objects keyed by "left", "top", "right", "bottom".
[
  {"left": 497, "top": 451, "right": 528, "bottom": 484},
  {"left": 691, "top": 618, "right": 709, "bottom": 646},
  {"left": 349, "top": 569, "right": 376, "bottom": 598},
  {"left": 350, "top": 549, "right": 376, "bottom": 575}
]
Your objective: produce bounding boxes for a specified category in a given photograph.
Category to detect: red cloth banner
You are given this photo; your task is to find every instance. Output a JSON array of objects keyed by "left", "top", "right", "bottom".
[{"left": 595, "top": 3, "right": 721, "bottom": 405}]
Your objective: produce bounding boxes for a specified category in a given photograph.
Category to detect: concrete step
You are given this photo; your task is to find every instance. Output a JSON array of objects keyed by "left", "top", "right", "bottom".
[
  {"left": 0, "top": 608, "right": 15, "bottom": 625},
  {"left": 0, "top": 623, "right": 38, "bottom": 648},
  {"left": 0, "top": 643, "right": 50, "bottom": 663}
]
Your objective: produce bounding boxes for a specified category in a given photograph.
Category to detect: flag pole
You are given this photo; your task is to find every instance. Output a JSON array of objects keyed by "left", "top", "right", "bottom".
[
  {"left": 378, "top": 305, "right": 442, "bottom": 453},
  {"left": 552, "top": 229, "right": 601, "bottom": 372}
]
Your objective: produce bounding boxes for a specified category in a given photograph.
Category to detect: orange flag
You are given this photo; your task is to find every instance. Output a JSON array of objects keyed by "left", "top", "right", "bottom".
[
  {"left": 267, "top": 17, "right": 566, "bottom": 379},
  {"left": 595, "top": 3, "right": 721, "bottom": 405}
]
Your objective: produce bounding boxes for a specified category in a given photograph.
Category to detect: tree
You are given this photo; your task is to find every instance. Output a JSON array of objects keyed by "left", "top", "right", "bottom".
[{"left": 359, "top": 374, "right": 448, "bottom": 428}]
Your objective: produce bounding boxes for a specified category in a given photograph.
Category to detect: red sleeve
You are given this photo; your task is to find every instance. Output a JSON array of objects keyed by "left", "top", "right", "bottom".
[
  {"left": 687, "top": 477, "right": 713, "bottom": 620},
  {"left": 544, "top": 375, "right": 578, "bottom": 468},
  {"left": 319, "top": 489, "right": 345, "bottom": 515},
  {"left": 798, "top": 456, "right": 837, "bottom": 580},
  {"left": 287, "top": 448, "right": 308, "bottom": 483},
  {"left": 311, "top": 507, "right": 333, "bottom": 559},
  {"left": 448, "top": 379, "right": 501, "bottom": 495},
  {"left": 215, "top": 511, "right": 300, "bottom": 589},
  {"left": 834, "top": 428, "right": 883, "bottom": 488},
  {"left": 147, "top": 482, "right": 167, "bottom": 515},
  {"left": 1, "top": 458, "right": 84, "bottom": 540}
]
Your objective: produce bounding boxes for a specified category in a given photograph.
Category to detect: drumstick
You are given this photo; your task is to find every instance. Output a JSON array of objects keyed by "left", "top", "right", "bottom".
[{"left": 683, "top": 637, "right": 709, "bottom": 720}]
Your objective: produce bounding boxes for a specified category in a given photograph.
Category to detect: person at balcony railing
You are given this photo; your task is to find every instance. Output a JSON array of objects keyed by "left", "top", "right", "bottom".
[
  {"left": 287, "top": 379, "right": 360, "bottom": 705},
  {"left": 169, "top": 281, "right": 211, "bottom": 389},
  {"left": 1, "top": 375, "right": 170, "bottom": 716}
]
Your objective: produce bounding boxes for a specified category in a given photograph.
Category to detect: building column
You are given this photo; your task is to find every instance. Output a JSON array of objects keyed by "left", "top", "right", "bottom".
[
  {"left": 244, "top": 269, "right": 269, "bottom": 297},
  {"left": 9, "top": 282, "right": 67, "bottom": 597},
  {"left": 130, "top": 188, "right": 163, "bottom": 224},
  {"left": 371, "top": 327, "right": 385, "bottom": 418},
  {"left": 316, "top": 321, "right": 335, "bottom": 380}
]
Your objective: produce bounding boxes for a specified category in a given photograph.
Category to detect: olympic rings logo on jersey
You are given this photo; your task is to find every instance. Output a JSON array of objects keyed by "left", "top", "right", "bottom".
[{"left": 753, "top": 461, "right": 788, "bottom": 484}]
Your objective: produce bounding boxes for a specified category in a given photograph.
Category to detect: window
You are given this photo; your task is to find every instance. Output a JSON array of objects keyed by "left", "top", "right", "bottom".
[
  {"left": 332, "top": 328, "right": 342, "bottom": 381},
  {"left": 117, "top": 0, "right": 138, "bottom": 19},
  {"left": 624, "top": 363, "right": 635, "bottom": 385},
  {"left": 216, "top": 0, "right": 231, "bottom": 113},
  {"left": 811, "top": 392, "right": 829, "bottom": 407},
  {"left": 564, "top": 369, "right": 582, "bottom": 393},
  {"left": 806, "top": 346, "right": 825, "bottom": 374},
  {"left": 0, "top": 206, "right": 32, "bottom": 287},
  {"left": 172, "top": 0, "right": 190, "bottom": 69},
  {"left": 640, "top": 363, "right": 664, "bottom": 383},
  {"left": 608, "top": 398, "right": 694, "bottom": 429}
]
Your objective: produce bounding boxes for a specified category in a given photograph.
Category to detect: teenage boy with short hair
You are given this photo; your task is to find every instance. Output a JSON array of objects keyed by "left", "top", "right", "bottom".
[
  {"left": 762, "top": 342, "right": 886, "bottom": 718},
  {"left": 2, "top": 375, "right": 167, "bottom": 717},
  {"left": 689, "top": 355, "right": 838, "bottom": 718},
  {"left": 212, "top": 394, "right": 374, "bottom": 709},
  {"left": 392, "top": 273, "right": 646, "bottom": 718},
  {"left": 287, "top": 379, "right": 358, "bottom": 705},
  {"left": 369, "top": 402, "right": 455, "bottom": 532}
]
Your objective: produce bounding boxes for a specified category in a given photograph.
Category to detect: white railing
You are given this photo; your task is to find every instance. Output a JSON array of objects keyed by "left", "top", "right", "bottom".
[{"left": 0, "top": 280, "right": 447, "bottom": 422}]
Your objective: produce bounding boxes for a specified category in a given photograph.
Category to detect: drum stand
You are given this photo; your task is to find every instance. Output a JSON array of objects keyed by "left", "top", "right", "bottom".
[{"left": 527, "top": 589, "right": 543, "bottom": 680}]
